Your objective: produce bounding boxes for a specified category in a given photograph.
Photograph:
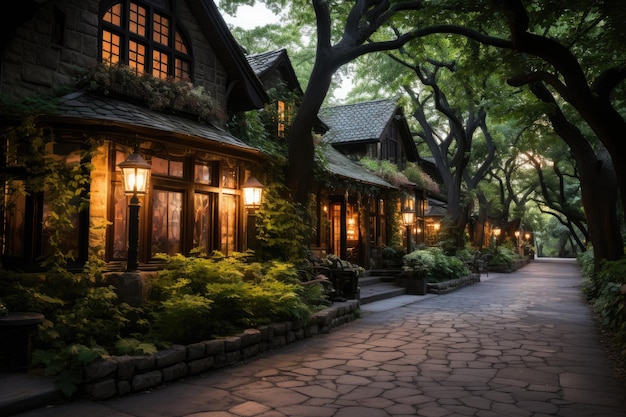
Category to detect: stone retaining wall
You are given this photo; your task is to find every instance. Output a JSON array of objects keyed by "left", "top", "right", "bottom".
[
  {"left": 82, "top": 300, "right": 359, "bottom": 400},
  {"left": 426, "top": 274, "right": 481, "bottom": 294}
]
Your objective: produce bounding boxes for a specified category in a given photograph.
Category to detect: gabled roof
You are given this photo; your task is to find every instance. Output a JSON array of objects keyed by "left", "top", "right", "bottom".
[
  {"left": 319, "top": 99, "right": 399, "bottom": 145},
  {"left": 323, "top": 146, "right": 396, "bottom": 189},
  {"left": 246, "top": 49, "right": 303, "bottom": 95},
  {"left": 246, "top": 48, "right": 328, "bottom": 134},
  {"left": 185, "top": 0, "right": 269, "bottom": 112},
  {"left": 45, "top": 92, "right": 264, "bottom": 159}
]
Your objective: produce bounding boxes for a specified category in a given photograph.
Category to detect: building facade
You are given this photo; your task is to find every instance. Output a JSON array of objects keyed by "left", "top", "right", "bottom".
[{"left": 1, "top": 0, "right": 268, "bottom": 270}]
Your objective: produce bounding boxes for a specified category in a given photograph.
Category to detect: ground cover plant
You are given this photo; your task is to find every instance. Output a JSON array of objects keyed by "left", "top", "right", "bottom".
[
  {"left": 579, "top": 249, "right": 626, "bottom": 368},
  {"left": 403, "top": 247, "right": 470, "bottom": 282},
  {"left": 0, "top": 252, "right": 329, "bottom": 397}
]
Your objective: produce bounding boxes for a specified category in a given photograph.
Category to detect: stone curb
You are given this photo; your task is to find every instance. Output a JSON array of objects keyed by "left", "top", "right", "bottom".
[{"left": 82, "top": 300, "right": 359, "bottom": 400}]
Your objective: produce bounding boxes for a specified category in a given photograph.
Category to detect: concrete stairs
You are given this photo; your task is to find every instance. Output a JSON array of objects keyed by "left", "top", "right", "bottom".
[{"left": 358, "top": 270, "right": 406, "bottom": 305}]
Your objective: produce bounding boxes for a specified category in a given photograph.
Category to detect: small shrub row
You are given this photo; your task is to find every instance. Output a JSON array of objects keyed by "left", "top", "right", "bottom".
[
  {"left": 403, "top": 247, "right": 470, "bottom": 282},
  {"left": 579, "top": 249, "right": 626, "bottom": 365}
]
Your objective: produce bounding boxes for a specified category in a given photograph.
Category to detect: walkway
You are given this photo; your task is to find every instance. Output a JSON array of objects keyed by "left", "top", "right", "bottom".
[{"left": 11, "top": 258, "right": 626, "bottom": 416}]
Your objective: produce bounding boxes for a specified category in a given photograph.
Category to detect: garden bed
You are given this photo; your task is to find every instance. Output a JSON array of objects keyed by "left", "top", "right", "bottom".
[
  {"left": 426, "top": 273, "right": 481, "bottom": 294},
  {"left": 81, "top": 300, "right": 359, "bottom": 400}
]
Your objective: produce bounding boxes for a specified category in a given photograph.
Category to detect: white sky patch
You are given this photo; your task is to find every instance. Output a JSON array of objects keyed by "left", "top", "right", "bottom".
[{"left": 216, "top": 1, "right": 281, "bottom": 29}]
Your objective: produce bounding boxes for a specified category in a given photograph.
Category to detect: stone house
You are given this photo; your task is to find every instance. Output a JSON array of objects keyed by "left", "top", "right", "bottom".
[
  {"left": 0, "top": 0, "right": 269, "bottom": 270},
  {"left": 246, "top": 49, "right": 407, "bottom": 269}
]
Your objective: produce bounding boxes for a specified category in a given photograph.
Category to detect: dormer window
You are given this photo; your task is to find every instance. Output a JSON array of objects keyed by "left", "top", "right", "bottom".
[{"left": 100, "top": 0, "right": 192, "bottom": 81}]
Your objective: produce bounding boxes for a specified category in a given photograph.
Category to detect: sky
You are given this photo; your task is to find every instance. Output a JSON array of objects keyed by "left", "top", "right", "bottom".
[{"left": 216, "top": 1, "right": 281, "bottom": 29}]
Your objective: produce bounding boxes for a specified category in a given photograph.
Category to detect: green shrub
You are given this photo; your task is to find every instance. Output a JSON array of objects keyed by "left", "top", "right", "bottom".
[
  {"left": 403, "top": 247, "right": 470, "bottom": 281},
  {"left": 487, "top": 246, "right": 516, "bottom": 269},
  {"left": 148, "top": 254, "right": 315, "bottom": 344}
]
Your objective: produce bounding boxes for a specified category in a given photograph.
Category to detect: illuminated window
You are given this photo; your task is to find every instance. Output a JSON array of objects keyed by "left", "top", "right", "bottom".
[
  {"left": 100, "top": 1, "right": 192, "bottom": 81},
  {"left": 277, "top": 100, "right": 287, "bottom": 138},
  {"left": 152, "top": 13, "right": 169, "bottom": 45},
  {"left": 152, "top": 190, "right": 182, "bottom": 256},
  {"left": 220, "top": 194, "right": 238, "bottom": 255},
  {"left": 152, "top": 49, "right": 169, "bottom": 79},
  {"left": 151, "top": 156, "right": 183, "bottom": 178}
]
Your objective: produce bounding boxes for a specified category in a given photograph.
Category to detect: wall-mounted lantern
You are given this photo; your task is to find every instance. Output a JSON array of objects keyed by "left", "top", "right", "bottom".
[
  {"left": 118, "top": 150, "right": 151, "bottom": 271},
  {"left": 242, "top": 176, "right": 264, "bottom": 210}
]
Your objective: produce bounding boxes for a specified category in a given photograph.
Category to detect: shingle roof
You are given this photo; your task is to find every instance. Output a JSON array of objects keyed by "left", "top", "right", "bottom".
[
  {"left": 324, "top": 146, "right": 396, "bottom": 189},
  {"left": 246, "top": 49, "right": 286, "bottom": 78},
  {"left": 319, "top": 99, "right": 399, "bottom": 145},
  {"left": 48, "top": 91, "right": 261, "bottom": 154}
]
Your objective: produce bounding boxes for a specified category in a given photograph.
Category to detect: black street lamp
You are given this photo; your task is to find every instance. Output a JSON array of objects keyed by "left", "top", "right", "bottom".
[
  {"left": 118, "top": 150, "right": 151, "bottom": 271},
  {"left": 401, "top": 206, "right": 415, "bottom": 253},
  {"left": 242, "top": 176, "right": 264, "bottom": 249}
]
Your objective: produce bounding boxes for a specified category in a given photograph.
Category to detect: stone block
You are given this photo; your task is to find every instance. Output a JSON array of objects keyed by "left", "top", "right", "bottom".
[
  {"left": 154, "top": 345, "right": 186, "bottom": 368},
  {"left": 223, "top": 336, "right": 241, "bottom": 352},
  {"left": 187, "top": 342, "right": 206, "bottom": 360},
  {"left": 224, "top": 350, "right": 241, "bottom": 365},
  {"left": 270, "top": 335, "right": 286, "bottom": 348},
  {"left": 239, "top": 329, "right": 261, "bottom": 348},
  {"left": 131, "top": 370, "right": 162, "bottom": 393},
  {"left": 117, "top": 380, "right": 131, "bottom": 397},
  {"left": 271, "top": 322, "right": 286, "bottom": 336},
  {"left": 242, "top": 344, "right": 259, "bottom": 359},
  {"left": 161, "top": 362, "right": 188, "bottom": 382},
  {"left": 85, "top": 378, "right": 116, "bottom": 401},
  {"left": 133, "top": 355, "right": 156, "bottom": 371},
  {"left": 257, "top": 325, "right": 272, "bottom": 341},
  {"left": 188, "top": 356, "right": 214, "bottom": 375},
  {"left": 114, "top": 355, "right": 136, "bottom": 380},
  {"left": 83, "top": 358, "right": 116, "bottom": 382},
  {"left": 204, "top": 339, "right": 224, "bottom": 356}
]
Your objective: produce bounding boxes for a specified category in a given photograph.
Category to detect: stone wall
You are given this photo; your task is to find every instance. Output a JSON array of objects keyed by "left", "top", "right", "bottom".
[
  {"left": 82, "top": 300, "right": 359, "bottom": 400},
  {"left": 1, "top": 1, "right": 227, "bottom": 108}
]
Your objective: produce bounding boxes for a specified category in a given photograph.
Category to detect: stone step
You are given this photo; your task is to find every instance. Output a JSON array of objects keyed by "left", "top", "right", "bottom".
[{"left": 358, "top": 282, "right": 406, "bottom": 305}]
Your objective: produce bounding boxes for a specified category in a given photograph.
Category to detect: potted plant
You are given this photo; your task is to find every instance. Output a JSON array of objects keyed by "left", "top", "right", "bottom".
[{"left": 402, "top": 250, "right": 434, "bottom": 295}]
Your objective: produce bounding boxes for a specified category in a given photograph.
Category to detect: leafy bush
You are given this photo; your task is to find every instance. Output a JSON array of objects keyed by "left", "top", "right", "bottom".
[
  {"left": 487, "top": 246, "right": 516, "bottom": 269},
  {"left": 579, "top": 254, "right": 626, "bottom": 365},
  {"left": 148, "top": 253, "right": 314, "bottom": 344},
  {"left": 403, "top": 247, "right": 470, "bottom": 281}
]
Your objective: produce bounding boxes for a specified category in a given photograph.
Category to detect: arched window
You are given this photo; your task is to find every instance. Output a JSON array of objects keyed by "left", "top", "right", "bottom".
[{"left": 100, "top": 0, "right": 192, "bottom": 81}]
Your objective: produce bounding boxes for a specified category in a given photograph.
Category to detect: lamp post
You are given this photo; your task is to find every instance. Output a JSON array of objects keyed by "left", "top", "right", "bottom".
[
  {"left": 401, "top": 206, "right": 414, "bottom": 253},
  {"left": 493, "top": 226, "right": 501, "bottom": 248},
  {"left": 242, "top": 176, "right": 264, "bottom": 250},
  {"left": 118, "top": 150, "right": 151, "bottom": 271}
]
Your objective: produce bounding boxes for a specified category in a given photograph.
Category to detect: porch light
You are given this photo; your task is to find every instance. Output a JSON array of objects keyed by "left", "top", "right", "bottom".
[
  {"left": 525, "top": 232, "right": 531, "bottom": 240},
  {"left": 118, "top": 149, "right": 151, "bottom": 271},
  {"left": 118, "top": 151, "right": 151, "bottom": 196},
  {"left": 401, "top": 207, "right": 414, "bottom": 253},
  {"left": 242, "top": 176, "right": 264, "bottom": 210},
  {"left": 493, "top": 227, "right": 502, "bottom": 237},
  {"left": 401, "top": 207, "right": 415, "bottom": 227},
  {"left": 433, "top": 222, "right": 441, "bottom": 232}
]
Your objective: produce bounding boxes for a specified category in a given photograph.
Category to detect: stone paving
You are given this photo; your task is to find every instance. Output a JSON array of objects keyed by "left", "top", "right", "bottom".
[{"left": 13, "top": 258, "right": 626, "bottom": 417}]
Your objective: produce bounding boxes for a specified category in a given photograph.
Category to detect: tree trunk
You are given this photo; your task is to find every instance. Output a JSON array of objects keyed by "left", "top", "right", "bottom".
[
  {"left": 285, "top": 64, "right": 334, "bottom": 206},
  {"left": 530, "top": 83, "right": 623, "bottom": 268}
]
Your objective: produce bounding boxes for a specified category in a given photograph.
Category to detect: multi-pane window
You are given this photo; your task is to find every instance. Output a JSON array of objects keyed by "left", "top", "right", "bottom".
[
  {"left": 100, "top": 1, "right": 192, "bottom": 81},
  {"left": 277, "top": 100, "right": 287, "bottom": 138},
  {"left": 151, "top": 190, "right": 182, "bottom": 256},
  {"left": 109, "top": 147, "right": 245, "bottom": 262}
]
